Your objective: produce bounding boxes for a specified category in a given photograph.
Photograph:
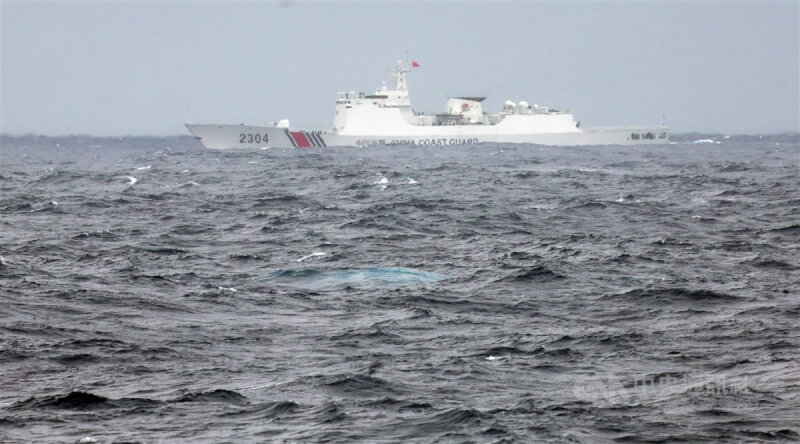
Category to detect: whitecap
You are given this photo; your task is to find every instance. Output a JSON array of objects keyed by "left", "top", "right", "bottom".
[
  {"left": 123, "top": 176, "right": 137, "bottom": 185},
  {"left": 0, "top": 255, "right": 6, "bottom": 265},
  {"left": 374, "top": 177, "right": 389, "bottom": 185},
  {"left": 217, "top": 286, "right": 238, "bottom": 293},
  {"left": 256, "top": 267, "right": 449, "bottom": 290},
  {"left": 692, "top": 139, "right": 720, "bottom": 144},
  {"left": 407, "top": 178, "right": 418, "bottom": 185},
  {"left": 136, "top": 165, "right": 151, "bottom": 170},
  {"left": 297, "top": 251, "right": 327, "bottom": 262}
]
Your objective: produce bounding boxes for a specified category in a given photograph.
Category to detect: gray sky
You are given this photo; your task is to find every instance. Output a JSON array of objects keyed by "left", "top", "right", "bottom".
[{"left": 2, "top": 1, "right": 798, "bottom": 136}]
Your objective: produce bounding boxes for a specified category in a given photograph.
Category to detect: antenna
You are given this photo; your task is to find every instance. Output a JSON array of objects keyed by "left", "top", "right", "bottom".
[{"left": 390, "top": 54, "right": 410, "bottom": 91}]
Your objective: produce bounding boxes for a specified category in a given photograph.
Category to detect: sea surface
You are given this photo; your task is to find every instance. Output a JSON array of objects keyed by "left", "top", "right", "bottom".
[{"left": 1, "top": 134, "right": 798, "bottom": 442}]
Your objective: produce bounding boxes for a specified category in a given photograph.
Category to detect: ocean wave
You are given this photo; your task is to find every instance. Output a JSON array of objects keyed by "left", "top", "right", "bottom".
[
  {"left": 3, "top": 136, "right": 799, "bottom": 441},
  {"left": 221, "top": 400, "right": 301, "bottom": 419},
  {"left": 381, "top": 407, "right": 491, "bottom": 440},
  {"left": 174, "top": 389, "right": 248, "bottom": 405},
  {"left": 321, "top": 374, "right": 401, "bottom": 398},
  {"left": 743, "top": 257, "right": 796, "bottom": 270},
  {"left": 763, "top": 224, "right": 800, "bottom": 234},
  {"left": 11, "top": 391, "right": 162, "bottom": 411},
  {"left": 367, "top": 397, "right": 433, "bottom": 412},
  {"left": 256, "top": 267, "right": 449, "bottom": 289},
  {"left": 497, "top": 265, "right": 565, "bottom": 282},
  {"left": 606, "top": 287, "right": 741, "bottom": 304}
]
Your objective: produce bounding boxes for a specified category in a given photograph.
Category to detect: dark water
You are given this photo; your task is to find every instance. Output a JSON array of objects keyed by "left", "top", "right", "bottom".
[{"left": 1, "top": 134, "right": 798, "bottom": 442}]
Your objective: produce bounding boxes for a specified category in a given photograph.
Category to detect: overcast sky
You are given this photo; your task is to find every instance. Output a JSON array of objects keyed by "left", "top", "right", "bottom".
[{"left": 2, "top": 1, "right": 798, "bottom": 136}]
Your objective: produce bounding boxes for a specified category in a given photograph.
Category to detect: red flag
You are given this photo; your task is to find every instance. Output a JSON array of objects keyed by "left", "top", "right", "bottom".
[{"left": 412, "top": 60, "right": 420, "bottom": 68}]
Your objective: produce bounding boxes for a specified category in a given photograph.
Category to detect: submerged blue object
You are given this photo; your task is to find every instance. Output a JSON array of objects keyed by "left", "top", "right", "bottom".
[{"left": 257, "top": 267, "right": 449, "bottom": 290}]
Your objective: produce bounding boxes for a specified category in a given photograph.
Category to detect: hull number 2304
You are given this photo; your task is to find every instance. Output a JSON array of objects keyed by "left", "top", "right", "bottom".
[{"left": 239, "top": 133, "right": 269, "bottom": 144}]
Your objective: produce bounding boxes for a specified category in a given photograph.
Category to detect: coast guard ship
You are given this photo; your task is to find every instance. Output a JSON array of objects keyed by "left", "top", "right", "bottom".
[{"left": 186, "top": 58, "right": 668, "bottom": 149}]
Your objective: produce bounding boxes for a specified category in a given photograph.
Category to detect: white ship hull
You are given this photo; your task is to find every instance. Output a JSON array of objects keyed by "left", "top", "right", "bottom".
[{"left": 185, "top": 123, "right": 669, "bottom": 149}]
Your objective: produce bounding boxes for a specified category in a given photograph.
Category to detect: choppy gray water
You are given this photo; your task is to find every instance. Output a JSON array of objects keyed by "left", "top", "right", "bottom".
[{"left": 1, "top": 134, "right": 798, "bottom": 442}]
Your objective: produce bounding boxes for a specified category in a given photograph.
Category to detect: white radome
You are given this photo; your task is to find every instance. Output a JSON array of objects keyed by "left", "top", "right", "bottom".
[{"left": 186, "top": 57, "right": 668, "bottom": 149}]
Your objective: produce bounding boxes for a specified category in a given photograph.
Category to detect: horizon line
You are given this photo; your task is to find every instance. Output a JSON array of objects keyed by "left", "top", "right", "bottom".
[{"left": 2, "top": 131, "right": 799, "bottom": 139}]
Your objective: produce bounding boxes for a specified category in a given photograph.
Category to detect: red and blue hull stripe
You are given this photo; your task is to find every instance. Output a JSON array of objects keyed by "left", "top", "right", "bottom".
[{"left": 286, "top": 130, "right": 327, "bottom": 148}]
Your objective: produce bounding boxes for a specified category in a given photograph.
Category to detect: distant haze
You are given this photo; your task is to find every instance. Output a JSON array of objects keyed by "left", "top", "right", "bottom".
[{"left": 2, "top": 1, "right": 798, "bottom": 136}]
